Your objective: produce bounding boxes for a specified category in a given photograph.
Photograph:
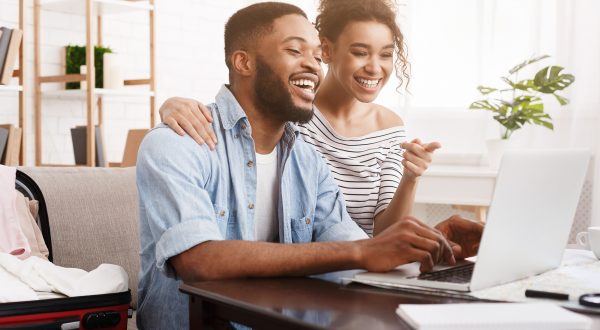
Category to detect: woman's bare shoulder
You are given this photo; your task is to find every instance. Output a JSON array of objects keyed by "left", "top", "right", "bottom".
[{"left": 371, "top": 104, "right": 404, "bottom": 130}]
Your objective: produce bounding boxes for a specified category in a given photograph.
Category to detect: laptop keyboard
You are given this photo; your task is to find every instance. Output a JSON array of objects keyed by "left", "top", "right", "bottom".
[{"left": 416, "top": 263, "right": 475, "bottom": 283}]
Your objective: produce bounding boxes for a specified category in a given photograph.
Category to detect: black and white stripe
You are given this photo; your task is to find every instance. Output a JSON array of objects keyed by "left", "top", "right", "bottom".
[{"left": 299, "top": 109, "right": 406, "bottom": 236}]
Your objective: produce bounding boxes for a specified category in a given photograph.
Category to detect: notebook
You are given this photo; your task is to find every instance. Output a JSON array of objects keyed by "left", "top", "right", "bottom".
[{"left": 396, "top": 303, "right": 592, "bottom": 330}]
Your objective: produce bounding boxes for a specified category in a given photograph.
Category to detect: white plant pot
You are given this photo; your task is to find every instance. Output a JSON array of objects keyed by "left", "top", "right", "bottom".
[{"left": 485, "top": 138, "right": 510, "bottom": 169}]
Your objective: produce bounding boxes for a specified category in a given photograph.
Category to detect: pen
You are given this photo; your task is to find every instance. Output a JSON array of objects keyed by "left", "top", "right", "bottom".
[{"left": 525, "top": 289, "right": 569, "bottom": 300}]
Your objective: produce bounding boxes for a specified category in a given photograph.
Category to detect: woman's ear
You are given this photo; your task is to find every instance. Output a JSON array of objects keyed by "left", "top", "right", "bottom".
[
  {"left": 231, "top": 50, "right": 253, "bottom": 77},
  {"left": 321, "top": 37, "right": 333, "bottom": 64}
]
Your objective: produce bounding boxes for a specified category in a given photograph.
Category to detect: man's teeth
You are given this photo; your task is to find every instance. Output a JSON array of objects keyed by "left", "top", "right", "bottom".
[
  {"left": 291, "top": 79, "right": 315, "bottom": 91},
  {"left": 357, "top": 78, "right": 379, "bottom": 88}
]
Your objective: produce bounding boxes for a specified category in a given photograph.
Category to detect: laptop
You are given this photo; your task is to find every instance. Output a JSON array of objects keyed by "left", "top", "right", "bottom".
[{"left": 352, "top": 149, "right": 590, "bottom": 292}]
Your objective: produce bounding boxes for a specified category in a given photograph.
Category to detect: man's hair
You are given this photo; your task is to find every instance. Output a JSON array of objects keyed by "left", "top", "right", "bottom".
[{"left": 224, "top": 2, "right": 307, "bottom": 71}]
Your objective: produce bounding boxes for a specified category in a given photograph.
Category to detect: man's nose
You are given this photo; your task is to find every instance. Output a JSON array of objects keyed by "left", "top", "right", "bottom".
[{"left": 302, "top": 54, "right": 322, "bottom": 73}]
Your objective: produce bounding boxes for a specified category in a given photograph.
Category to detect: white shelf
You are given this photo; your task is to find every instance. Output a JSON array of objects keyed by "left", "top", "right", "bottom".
[
  {"left": 41, "top": 0, "right": 153, "bottom": 15},
  {"left": 0, "top": 85, "right": 23, "bottom": 92},
  {"left": 42, "top": 88, "right": 154, "bottom": 98}
]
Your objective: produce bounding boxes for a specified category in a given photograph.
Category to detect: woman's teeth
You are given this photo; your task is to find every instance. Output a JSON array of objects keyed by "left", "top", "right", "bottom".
[{"left": 356, "top": 78, "right": 379, "bottom": 88}]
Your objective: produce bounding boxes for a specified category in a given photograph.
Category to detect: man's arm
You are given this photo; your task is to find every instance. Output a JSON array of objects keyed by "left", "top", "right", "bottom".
[
  {"left": 171, "top": 216, "right": 456, "bottom": 282},
  {"left": 137, "top": 126, "right": 224, "bottom": 277}
]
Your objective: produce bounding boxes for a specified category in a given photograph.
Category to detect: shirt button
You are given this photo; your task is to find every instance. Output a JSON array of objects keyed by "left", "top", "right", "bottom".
[
  {"left": 219, "top": 210, "right": 225, "bottom": 217},
  {"left": 305, "top": 218, "right": 311, "bottom": 225},
  {"left": 241, "top": 123, "right": 247, "bottom": 129},
  {"left": 248, "top": 203, "right": 254, "bottom": 209},
  {"left": 247, "top": 161, "right": 254, "bottom": 167}
]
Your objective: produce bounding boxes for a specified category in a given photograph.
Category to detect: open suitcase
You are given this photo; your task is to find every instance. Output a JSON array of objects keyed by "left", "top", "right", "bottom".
[{"left": 0, "top": 170, "right": 131, "bottom": 329}]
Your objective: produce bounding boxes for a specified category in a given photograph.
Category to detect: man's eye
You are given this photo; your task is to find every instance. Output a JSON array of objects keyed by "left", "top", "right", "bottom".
[
  {"left": 287, "top": 49, "right": 301, "bottom": 55},
  {"left": 314, "top": 57, "right": 323, "bottom": 63}
]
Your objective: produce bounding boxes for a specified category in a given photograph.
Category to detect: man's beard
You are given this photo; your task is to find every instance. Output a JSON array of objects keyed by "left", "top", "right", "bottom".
[{"left": 253, "top": 56, "right": 314, "bottom": 124}]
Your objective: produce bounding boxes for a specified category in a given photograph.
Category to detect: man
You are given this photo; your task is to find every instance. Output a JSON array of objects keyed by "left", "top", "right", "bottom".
[{"left": 136, "top": 3, "right": 482, "bottom": 329}]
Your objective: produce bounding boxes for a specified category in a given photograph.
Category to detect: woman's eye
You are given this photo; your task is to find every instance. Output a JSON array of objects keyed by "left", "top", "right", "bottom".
[
  {"left": 352, "top": 52, "right": 367, "bottom": 57},
  {"left": 381, "top": 53, "right": 393, "bottom": 58}
]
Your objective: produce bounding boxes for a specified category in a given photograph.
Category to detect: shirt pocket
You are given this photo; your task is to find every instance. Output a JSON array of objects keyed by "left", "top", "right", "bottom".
[{"left": 290, "top": 216, "right": 314, "bottom": 243}]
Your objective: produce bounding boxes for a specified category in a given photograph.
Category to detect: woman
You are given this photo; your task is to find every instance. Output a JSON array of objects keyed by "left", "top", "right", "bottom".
[{"left": 159, "top": 0, "right": 440, "bottom": 236}]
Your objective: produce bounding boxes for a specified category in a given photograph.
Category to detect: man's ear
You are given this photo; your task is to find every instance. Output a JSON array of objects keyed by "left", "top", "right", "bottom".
[
  {"left": 231, "top": 50, "right": 254, "bottom": 77},
  {"left": 321, "top": 37, "right": 333, "bottom": 64}
]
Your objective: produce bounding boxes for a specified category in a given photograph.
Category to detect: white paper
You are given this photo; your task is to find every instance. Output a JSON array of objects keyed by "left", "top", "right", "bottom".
[{"left": 396, "top": 303, "right": 592, "bottom": 330}]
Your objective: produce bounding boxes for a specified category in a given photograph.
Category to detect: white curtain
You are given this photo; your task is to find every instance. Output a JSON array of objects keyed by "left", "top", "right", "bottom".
[{"left": 391, "top": 0, "right": 600, "bottom": 225}]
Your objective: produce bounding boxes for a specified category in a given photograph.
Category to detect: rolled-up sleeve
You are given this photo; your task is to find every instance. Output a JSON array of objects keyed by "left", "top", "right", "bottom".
[
  {"left": 137, "top": 127, "right": 223, "bottom": 277},
  {"left": 312, "top": 153, "right": 368, "bottom": 242}
]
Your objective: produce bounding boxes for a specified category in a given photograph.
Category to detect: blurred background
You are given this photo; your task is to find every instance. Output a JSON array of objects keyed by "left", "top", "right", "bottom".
[{"left": 0, "top": 0, "right": 598, "bottom": 226}]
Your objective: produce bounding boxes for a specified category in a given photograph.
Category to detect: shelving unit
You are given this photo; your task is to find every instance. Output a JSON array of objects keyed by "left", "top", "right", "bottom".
[
  {"left": 0, "top": 0, "right": 26, "bottom": 165},
  {"left": 0, "top": 85, "right": 23, "bottom": 92},
  {"left": 42, "top": 88, "right": 155, "bottom": 98},
  {"left": 33, "top": 0, "right": 156, "bottom": 166}
]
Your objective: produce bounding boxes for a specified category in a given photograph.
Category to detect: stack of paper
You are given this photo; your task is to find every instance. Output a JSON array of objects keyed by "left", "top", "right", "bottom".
[{"left": 396, "top": 303, "right": 591, "bottom": 330}]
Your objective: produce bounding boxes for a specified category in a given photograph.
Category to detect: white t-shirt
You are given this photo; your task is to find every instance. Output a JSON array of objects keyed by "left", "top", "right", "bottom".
[{"left": 254, "top": 147, "right": 279, "bottom": 242}]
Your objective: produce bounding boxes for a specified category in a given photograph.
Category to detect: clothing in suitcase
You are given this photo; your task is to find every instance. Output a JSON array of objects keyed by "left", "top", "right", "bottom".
[{"left": 0, "top": 170, "right": 132, "bottom": 330}]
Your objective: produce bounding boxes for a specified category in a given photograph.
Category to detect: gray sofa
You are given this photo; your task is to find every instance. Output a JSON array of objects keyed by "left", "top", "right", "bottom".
[{"left": 19, "top": 167, "right": 140, "bottom": 329}]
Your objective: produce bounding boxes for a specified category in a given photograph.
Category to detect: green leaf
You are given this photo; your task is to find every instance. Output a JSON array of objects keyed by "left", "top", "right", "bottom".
[
  {"left": 553, "top": 93, "right": 569, "bottom": 106},
  {"left": 514, "top": 79, "right": 538, "bottom": 91},
  {"left": 509, "top": 54, "right": 550, "bottom": 74},
  {"left": 501, "top": 77, "right": 516, "bottom": 88},
  {"left": 534, "top": 66, "right": 575, "bottom": 93},
  {"left": 469, "top": 100, "right": 500, "bottom": 112},
  {"left": 531, "top": 116, "right": 554, "bottom": 129},
  {"left": 477, "top": 86, "right": 498, "bottom": 95}
]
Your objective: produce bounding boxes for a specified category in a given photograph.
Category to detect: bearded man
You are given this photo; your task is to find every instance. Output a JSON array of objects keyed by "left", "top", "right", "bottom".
[{"left": 136, "top": 3, "right": 478, "bottom": 329}]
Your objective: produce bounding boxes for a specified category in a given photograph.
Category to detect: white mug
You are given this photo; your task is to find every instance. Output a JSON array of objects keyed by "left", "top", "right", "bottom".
[{"left": 576, "top": 227, "right": 600, "bottom": 259}]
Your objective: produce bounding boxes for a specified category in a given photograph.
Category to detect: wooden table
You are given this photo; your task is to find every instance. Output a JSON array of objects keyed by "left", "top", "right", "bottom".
[{"left": 180, "top": 277, "right": 600, "bottom": 329}]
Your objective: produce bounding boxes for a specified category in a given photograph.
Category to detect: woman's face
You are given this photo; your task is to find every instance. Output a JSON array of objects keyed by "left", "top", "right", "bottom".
[{"left": 323, "top": 20, "right": 394, "bottom": 103}]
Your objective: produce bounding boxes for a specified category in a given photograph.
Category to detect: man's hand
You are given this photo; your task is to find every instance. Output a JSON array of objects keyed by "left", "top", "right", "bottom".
[
  {"left": 400, "top": 139, "right": 441, "bottom": 181},
  {"left": 434, "top": 215, "right": 484, "bottom": 259},
  {"left": 159, "top": 97, "right": 218, "bottom": 149},
  {"left": 359, "top": 216, "right": 456, "bottom": 273}
]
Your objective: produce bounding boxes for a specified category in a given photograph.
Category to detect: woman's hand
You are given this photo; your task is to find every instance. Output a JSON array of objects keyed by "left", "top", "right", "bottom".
[
  {"left": 400, "top": 138, "right": 441, "bottom": 180},
  {"left": 159, "top": 97, "right": 218, "bottom": 149}
]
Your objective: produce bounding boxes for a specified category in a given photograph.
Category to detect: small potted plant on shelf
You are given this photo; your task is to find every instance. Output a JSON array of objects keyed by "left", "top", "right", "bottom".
[{"left": 469, "top": 54, "right": 575, "bottom": 167}]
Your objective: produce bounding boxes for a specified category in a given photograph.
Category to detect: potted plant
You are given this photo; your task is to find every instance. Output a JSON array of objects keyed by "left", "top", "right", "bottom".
[
  {"left": 469, "top": 54, "right": 575, "bottom": 167},
  {"left": 65, "top": 45, "right": 112, "bottom": 90}
]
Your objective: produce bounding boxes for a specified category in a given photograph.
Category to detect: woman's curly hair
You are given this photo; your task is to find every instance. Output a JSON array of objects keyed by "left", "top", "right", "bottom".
[{"left": 315, "top": 0, "right": 410, "bottom": 90}]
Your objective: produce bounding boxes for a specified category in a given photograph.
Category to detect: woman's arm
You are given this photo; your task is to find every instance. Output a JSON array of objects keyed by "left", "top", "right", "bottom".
[{"left": 373, "top": 139, "right": 441, "bottom": 236}]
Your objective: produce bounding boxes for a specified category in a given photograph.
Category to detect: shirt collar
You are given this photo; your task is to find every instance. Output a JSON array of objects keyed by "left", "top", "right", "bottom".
[{"left": 215, "top": 85, "right": 248, "bottom": 130}]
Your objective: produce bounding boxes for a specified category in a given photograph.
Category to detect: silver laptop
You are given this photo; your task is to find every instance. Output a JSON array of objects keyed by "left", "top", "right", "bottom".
[{"left": 353, "top": 149, "right": 590, "bottom": 292}]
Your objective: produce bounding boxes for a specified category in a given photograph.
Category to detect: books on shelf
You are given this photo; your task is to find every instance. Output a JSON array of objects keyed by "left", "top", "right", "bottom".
[
  {"left": 70, "top": 125, "right": 107, "bottom": 167},
  {"left": 121, "top": 129, "right": 147, "bottom": 167},
  {"left": 0, "top": 127, "right": 8, "bottom": 162},
  {"left": 0, "top": 124, "right": 22, "bottom": 166},
  {"left": 0, "top": 27, "right": 23, "bottom": 85}
]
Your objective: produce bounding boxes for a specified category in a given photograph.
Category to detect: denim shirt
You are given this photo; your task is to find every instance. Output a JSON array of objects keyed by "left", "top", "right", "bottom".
[{"left": 136, "top": 85, "right": 368, "bottom": 329}]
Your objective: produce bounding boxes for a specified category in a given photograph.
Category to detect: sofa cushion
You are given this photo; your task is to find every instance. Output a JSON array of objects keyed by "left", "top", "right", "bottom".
[{"left": 19, "top": 167, "right": 140, "bottom": 308}]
